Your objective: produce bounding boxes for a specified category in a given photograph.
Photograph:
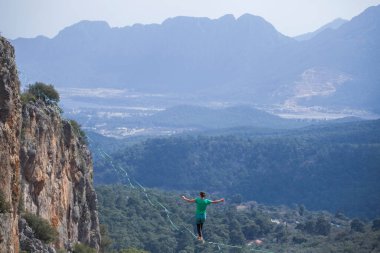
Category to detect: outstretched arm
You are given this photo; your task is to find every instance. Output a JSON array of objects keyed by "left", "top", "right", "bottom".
[
  {"left": 181, "top": 195, "right": 195, "bottom": 203},
  {"left": 211, "top": 198, "right": 225, "bottom": 204}
]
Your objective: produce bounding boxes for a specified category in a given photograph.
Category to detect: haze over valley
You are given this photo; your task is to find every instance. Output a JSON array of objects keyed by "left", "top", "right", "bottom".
[{"left": 13, "top": 5, "right": 380, "bottom": 137}]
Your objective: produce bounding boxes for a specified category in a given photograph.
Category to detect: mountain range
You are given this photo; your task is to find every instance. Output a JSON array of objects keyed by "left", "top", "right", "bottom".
[
  {"left": 294, "top": 18, "right": 347, "bottom": 41},
  {"left": 12, "top": 5, "right": 380, "bottom": 113}
]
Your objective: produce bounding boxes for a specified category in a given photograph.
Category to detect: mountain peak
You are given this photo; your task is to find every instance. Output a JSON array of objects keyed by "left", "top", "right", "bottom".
[
  {"left": 162, "top": 16, "right": 212, "bottom": 26},
  {"left": 237, "top": 13, "right": 263, "bottom": 21},
  {"left": 361, "top": 4, "right": 380, "bottom": 14},
  {"left": 295, "top": 18, "right": 348, "bottom": 41},
  {"left": 55, "top": 20, "right": 110, "bottom": 39},
  {"left": 217, "top": 14, "right": 236, "bottom": 23}
]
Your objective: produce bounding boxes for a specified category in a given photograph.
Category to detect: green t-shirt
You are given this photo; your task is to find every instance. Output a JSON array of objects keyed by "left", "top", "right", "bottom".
[{"left": 195, "top": 198, "right": 212, "bottom": 214}]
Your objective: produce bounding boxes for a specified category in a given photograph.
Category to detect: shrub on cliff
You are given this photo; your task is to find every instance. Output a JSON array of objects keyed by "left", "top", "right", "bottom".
[
  {"left": 20, "top": 91, "right": 37, "bottom": 104},
  {"left": 21, "top": 82, "right": 60, "bottom": 104},
  {"left": 22, "top": 212, "right": 58, "bottom": 243},
  {"left": 0, "top": 190, "right": 11, "bottom": 213},
  {"left": 73, "top": 243, "right": 97, "bottom": 253},
  {"left": 69, "top": 119, "right": 88, "bottom": 145}
]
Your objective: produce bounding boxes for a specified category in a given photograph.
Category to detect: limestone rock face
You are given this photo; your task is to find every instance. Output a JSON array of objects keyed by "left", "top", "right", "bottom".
[
  {"left": 20, "top": 102, "right": 101, "bottom": 251},
  {"left": 0, "top": 36, "right": 22, "bottom": 253},
  {"left": 0, "top": 36, "right": 100, "bottom": 252}
]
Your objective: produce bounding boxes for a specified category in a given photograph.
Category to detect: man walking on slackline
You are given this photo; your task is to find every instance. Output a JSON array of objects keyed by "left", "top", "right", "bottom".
[{"left": 181, "top": 192, "right": 224, "bottom": 241}]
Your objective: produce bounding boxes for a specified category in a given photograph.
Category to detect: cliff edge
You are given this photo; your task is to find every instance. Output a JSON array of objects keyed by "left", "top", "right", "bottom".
[
  {"left": 0, "top": 35, "right": 22, "bottom": 253},
  {"left": 0, "top": 36, "right": 100, "bottom": 252}
]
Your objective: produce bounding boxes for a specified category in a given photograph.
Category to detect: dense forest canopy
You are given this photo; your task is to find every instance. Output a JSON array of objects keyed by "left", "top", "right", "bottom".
[
  {"left": 93, "top": 120, "right": 380, "bottom": 218},
  {"left": 96, "top": 185, "right": 380, "bottom": 253}
]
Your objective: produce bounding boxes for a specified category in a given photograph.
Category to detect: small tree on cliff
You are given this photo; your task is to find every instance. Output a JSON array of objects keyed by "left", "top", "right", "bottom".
[
  {"left": 73, "top": 243, "right": 97, "bottom": 253},
  {"left": 22, "top": 82, "right": 60, "bottom": 104},
  {"left": 22, "top": 212, "right": 58, "bottom": 243},
  {"left": 69, "top": 119, "right": 88, "bottom": 145}
]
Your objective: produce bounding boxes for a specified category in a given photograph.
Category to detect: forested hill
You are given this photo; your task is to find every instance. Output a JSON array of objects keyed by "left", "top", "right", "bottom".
[
  {"left": 93, "top": 119, "right": 380, "bottom": 218},
  {"left": 96, "top": 185, "right": 380, "bottom": 253}
]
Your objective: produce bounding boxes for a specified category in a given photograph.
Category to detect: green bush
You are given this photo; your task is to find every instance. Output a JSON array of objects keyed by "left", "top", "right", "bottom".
[
  {"left": 0, "top": 190, "right": 11, "bottom": 213},
  {"left": 69, "top": 120, "right": 88, "bottom": 145},
  {"left": 24, "top": 82, "right": 60, "bottom": 103},
  {"left": 22, "top": 213, "right": 58, "bottom": 243},
  {"left": 99, "top": 224, "right": 113, "bottom": 253},
  {"left": 315, "top": 216, "right": 331, "bottom": 236},
  {"left": 20, "top": 92, "right": 36, "bottom": 104},
  {"left": 73, "top": 243, "right": 97, "bottom": 253}
]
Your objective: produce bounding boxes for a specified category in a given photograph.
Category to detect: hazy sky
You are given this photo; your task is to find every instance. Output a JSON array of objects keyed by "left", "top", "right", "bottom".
[{"left": 1, "top": 0, "right": 380, "bottom": 39}]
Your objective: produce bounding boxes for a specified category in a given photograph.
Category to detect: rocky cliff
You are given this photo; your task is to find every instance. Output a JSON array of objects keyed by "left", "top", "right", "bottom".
[
  {"left": 19, "top": 101, "right": 101, "bottom": 252},
  {"left": 0, "top": 36, "right": 100, "bottom": 252},
  {"left": 0, "top": 35, "right": 22, "bottom": 253}
]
